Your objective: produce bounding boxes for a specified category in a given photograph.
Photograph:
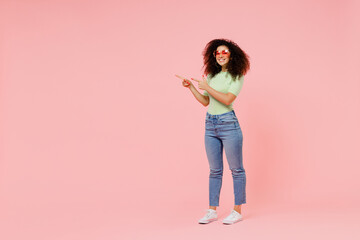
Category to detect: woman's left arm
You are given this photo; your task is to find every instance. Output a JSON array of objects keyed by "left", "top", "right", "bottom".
[
  {"left": 203, "top": 86, "right": 236, "bottom": 106},
  {"left": 190, "top": 76, "right": 237, "bottom": 106}
]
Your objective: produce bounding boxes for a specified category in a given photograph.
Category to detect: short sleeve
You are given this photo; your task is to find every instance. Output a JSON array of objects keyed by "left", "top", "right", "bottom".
[{"left": 228, "top": 75, "right": 244, "bottom": 96}]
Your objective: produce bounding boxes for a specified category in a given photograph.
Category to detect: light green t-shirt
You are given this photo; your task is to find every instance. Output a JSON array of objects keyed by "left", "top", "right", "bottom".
[{"left": 203, "top": 72, "right": 244, "bottom": 115}]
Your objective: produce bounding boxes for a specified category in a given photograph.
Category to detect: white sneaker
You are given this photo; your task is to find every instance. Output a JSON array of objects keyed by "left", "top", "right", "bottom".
[
  {"left": 198, "top": 209, "right": 218, "bottom": 224},
  {"left": 222, "top": 210, "right": 243, "bottom": 224}
]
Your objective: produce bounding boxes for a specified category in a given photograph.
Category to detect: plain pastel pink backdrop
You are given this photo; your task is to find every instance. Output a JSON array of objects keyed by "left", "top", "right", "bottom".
[{"left": 1, "top": 0, "right": 359, "bottom": 239}]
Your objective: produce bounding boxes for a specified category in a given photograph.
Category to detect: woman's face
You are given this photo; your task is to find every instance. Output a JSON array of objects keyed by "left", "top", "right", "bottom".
[{"left": 214, "top": 45, "right": 231, "bottom": 69}]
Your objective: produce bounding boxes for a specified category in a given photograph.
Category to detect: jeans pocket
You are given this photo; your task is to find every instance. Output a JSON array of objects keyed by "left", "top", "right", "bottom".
[{"left": 219, "top": 115, "right": 237, "bottom": 124}]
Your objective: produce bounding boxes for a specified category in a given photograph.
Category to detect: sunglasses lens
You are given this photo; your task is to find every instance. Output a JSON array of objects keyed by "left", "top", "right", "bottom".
[{"left": 214, "top": 50, "right": 229, "bottom": 56}]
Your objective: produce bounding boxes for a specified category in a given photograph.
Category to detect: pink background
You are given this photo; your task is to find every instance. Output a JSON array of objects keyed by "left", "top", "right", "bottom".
[{"left": 1, "top": 0, "right": 359, "bottom": 239}]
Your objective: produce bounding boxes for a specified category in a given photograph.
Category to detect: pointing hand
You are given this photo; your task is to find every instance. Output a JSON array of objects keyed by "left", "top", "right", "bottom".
[{"left": 191, "top": 75, "right": 209, "bottom": 90}]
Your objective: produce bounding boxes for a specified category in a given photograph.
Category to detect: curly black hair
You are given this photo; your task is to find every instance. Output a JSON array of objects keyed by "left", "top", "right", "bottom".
[{"left": 202, "top": 38, "right": 250, "bottom": 80}]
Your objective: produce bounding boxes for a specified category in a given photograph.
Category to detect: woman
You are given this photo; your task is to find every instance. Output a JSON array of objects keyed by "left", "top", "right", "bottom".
[{"left": 176, "top": 39, "right": 250, "bottom": 224}]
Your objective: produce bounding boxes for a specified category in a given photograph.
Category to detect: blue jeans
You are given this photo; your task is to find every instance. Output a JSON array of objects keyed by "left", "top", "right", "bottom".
[{"left": 205, "top": 110, "right": 246, "bottom": 206}]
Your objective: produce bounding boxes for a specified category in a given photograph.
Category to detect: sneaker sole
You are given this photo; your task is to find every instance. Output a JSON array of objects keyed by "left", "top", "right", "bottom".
[
  {"left": 222, "top": 218, "right": 243, "bottom": 225},
  {"left": 198, "top": 218, "right": 218, "bottom": 224}
]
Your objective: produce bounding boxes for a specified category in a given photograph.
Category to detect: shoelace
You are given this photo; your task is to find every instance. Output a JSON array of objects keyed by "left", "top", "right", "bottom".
[
  {"left": 230, "top": 210, "right": 240, "bottom": 219},
  {"left": 206, "top": 210, "right": 214, "bottom": 218}
]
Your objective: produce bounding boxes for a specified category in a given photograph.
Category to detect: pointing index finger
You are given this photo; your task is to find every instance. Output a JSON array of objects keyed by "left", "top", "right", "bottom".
[
  {"left": 190, "top": 78, "right": 200, "bottom": 82},
  {"left": 175, "top": 74, "right": 191, "bottom": 83},
  {"left": 175, "top": 74, "right": 185, "bottom": 80}
]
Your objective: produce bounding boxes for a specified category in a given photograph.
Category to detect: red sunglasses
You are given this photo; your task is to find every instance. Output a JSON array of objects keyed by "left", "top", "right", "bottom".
[{"left": 213, "top": 49, "right": 230, "bottom": 57}]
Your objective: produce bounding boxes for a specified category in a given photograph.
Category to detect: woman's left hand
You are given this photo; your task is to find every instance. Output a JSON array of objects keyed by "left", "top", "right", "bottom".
[{"left": 191, "top": 75, "right": 209, "bottom": 90}]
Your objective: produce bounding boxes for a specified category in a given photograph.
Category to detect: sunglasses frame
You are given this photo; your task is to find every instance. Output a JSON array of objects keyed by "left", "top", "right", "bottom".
[{"left": 213, "top": 49, "right": 230, "bottom": 57}]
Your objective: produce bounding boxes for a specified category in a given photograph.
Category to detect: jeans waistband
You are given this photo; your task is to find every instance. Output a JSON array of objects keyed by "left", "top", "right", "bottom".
[{"left": 206, "top": 110, "right": 236, "bottom": 119}]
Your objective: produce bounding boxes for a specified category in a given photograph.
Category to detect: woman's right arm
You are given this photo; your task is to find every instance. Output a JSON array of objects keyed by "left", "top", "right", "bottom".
[
  {"left": 188, "top": 84, "right": 209, "bottom": 106},
  {"left": 177, "top": 74, "right": 209, "bottom": 106}
]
